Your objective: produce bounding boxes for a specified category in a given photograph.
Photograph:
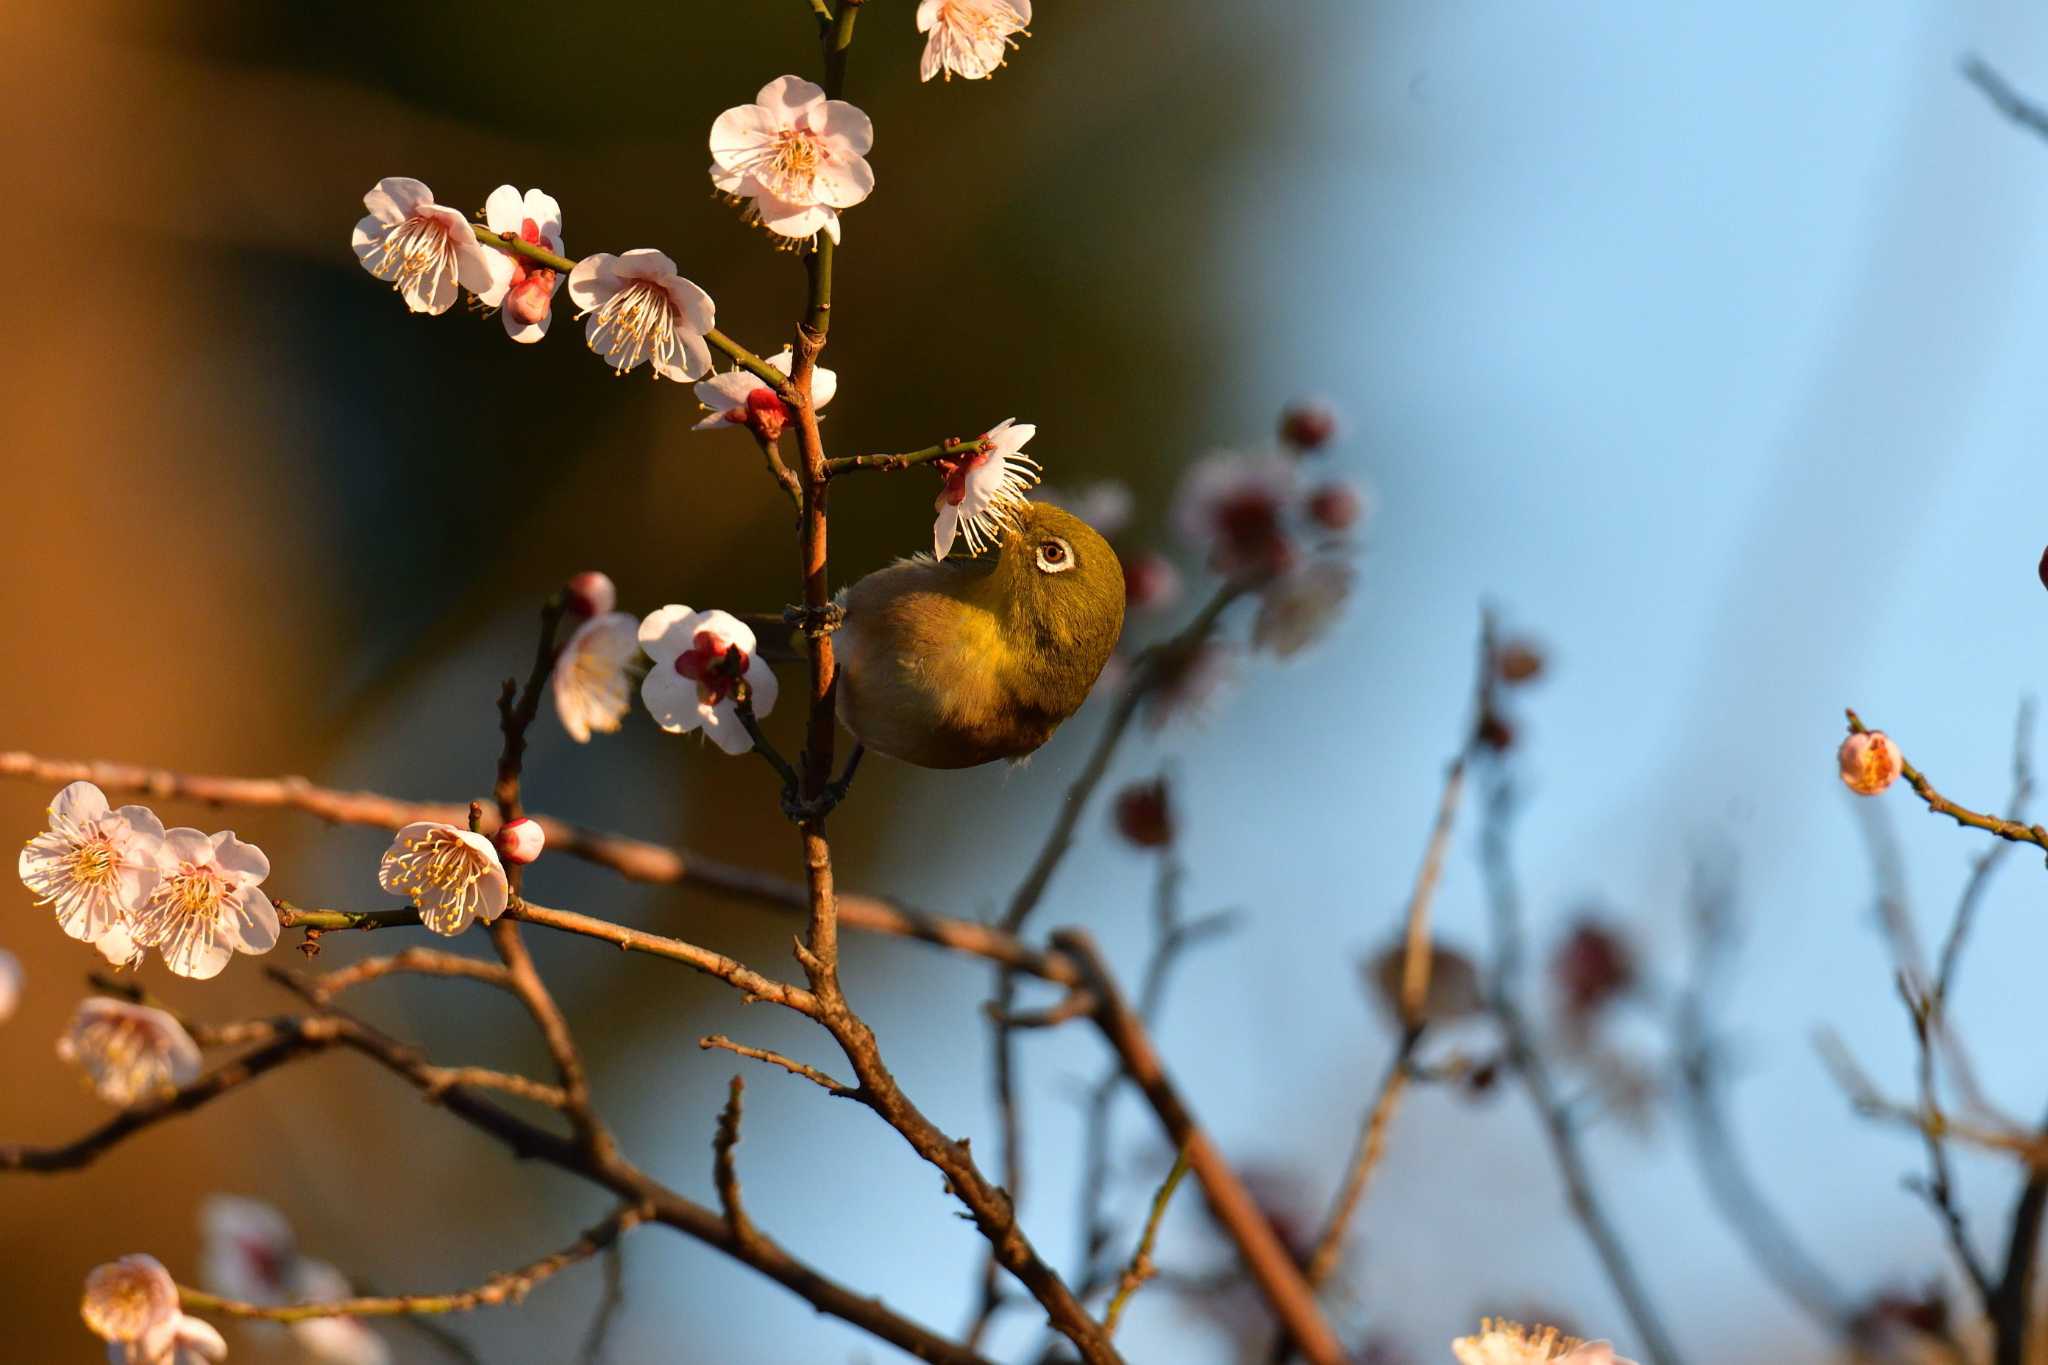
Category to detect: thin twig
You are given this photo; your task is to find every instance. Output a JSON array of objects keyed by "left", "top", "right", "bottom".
[
  {"left": 700, "top": 1035, "right": 857, "bottom": 1098},
  {"left": 310, "top": 947, "right": 515, "bottom": 1000},
  {"left": 1102, "top": 1145, "right": 1193, "bottom": 1335},
  {"left": 572, "top": 1238, "right": 626, "bottom": 1365},
  {"left": 1844, "top": 710, "right": 2048, "bottom": 858},
  {"left": 1965, "top": 55, "right": 2048, "bottom": 143},
  {"left": 826, "top": 437, "right": 988, "bottom": 477}
]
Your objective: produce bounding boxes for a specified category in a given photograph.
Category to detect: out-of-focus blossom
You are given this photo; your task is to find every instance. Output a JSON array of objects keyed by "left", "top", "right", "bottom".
[
  {"left": 378, "top": 823, "right": 509, "bottom": 937},
  {"left": 0, "top": 947, "right": 20, "bottom": 1022},
  {"left": 709, "top": 76, "right": 874, "bottom": 245},
  {"left": 1550, "top": 918, "right": 1636, "bottom": 1022},
  {"left": 1142, "top": 640, "right": 1234, "bottom": 729},
  {"left": 1477, "top": 710, "right": 1516, "bottom": 752},
  {"left": 1850, "top": 1283, "right": 1950, "bottom": 1355},
  {"left": 1175, "top": 450, "right": 1298, "bottom": 578},
  {"left": 59, "top": 998, "right": 203, "bottom": 1106},
  {"left": 20, "top": 782, "right": 165, "bottom": 948},
  {"left": 935, "top": 419, "right": 1040, "bottom": 558},
  {"left": 917, "top": 0, "right": 1031, "bottom": 81},
  {"left": 288, "top": 1260, "right": 390, "bottom": 1365},
  {"left": 1039, "top": 480, "right": 1132, "bottom": 539},
  {"left": 81, "top": 1255, "right": 179, "bottom": 1347},
  {"left": 1452, "top": 1320, "right": 1636, "bottom": 1365},
  {"left": 1305, "top": 480, "right": 1365, "bottom": 533},
  {"left": 130, "top": 830, "right": 278, "bottom": 980},
  {"left": 481, "top": 185, "right": 564, "bottom": 343},
  {"left": 1252, "top": 560, "right": 1355, "bottom": 658},
  {"left": 1495, "top": 639, "right": 1546, "bottom": 685},
  {"left": 1112, "top": 777, "right": 1174, "bottom": 849},
  {"left": 564, "top": 570, "right": 617, "bottom": 619},
  {"left": 552, "top": 612, "right": 640, "bottom": 743},
  {"left": 350, "top": 177, "right": 499, "bottom": 316},
  {"left": 108, "top": 1314, "right": 227, "bottom": 1365},
  {"left": 566, "top": 251, "right": 714, "bottom": 382},
  {"left": 1278, "top": 398, "right": 1341, "bottom": 452},
  {"left": 639, "top": 607, "right": 779, "bottom": 756},
  {"left": 693, "top": 348, "right": 835, "bottom": 443},
  {"left": 1364, "top": 939, "right": 1484, "bottom": 1024},
  {"left": 201, "top": 1195, "right": 294, "bottom": 1306},
  {"left": 497, "top": 818, "right": 545, "bottom": 866},
  {"left": 1838, "top": 731, "right": 1903, "bottom": 796},
  {"left": 1121, "top": 551, "right": 1183, "bottom": 613}
]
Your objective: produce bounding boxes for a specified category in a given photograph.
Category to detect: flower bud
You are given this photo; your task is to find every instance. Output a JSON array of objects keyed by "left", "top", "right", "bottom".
[
  {"left": 1121, "top": 551, "right": 1183, "bottom": 612},
  {"left": 1496, "top": 639, "right": 1546, "bottom": 685},
  {"left": 1278, "top": 399, "right": 1340, "bottom": 453},
  {"left": 1476, "top": 711, "right": 1515, "bottom": 752},
  {"left": 1113, "top": 777, "right": 1175, "bottom": 848},
  {"left": 1305, "top": 480, "right": 1363, "bottom": 532},
  {"left": 1838, "top": 731, "right": 1902, "bottom": 796},
  {"left": 497, "top": 817, "right": 545, "bottom": 865},
  {"left": 2039, "top": 544, "right": 2048, "bottom": 593},
  {"left": 1551, "top": 919, "right": 1635, "bottom": 1021},
  {"left": 745, "top": 387, "right": 790, "bottom": 443},
  {"left": 564, "top": 571, "right": 617, "bottom": 618}
]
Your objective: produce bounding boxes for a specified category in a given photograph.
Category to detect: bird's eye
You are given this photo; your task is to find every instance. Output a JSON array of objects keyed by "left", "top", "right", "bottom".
[{"left": 1035, "top": 537, "right": 1075, "bottom": 574}]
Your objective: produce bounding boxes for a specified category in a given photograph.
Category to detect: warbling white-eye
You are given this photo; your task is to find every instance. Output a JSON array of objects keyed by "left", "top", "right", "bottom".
[{"left": 835, "top": 501, "right": 1126, "bottom": 768}]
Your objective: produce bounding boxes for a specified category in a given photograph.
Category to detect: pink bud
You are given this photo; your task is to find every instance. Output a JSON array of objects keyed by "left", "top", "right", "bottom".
[
  {"left": 1112, "top": 777, "right": 1175, "bottom": 848},
  {"left": 497, "top": 817, "right": 545, "bottom": 865},
  {"left": 564, "top": 571, "right": 616, "bottom": 618},
  {"left": 1278, "top": 399, "right": 1340, "bottom": 453},
  {"left": 1550, "top": 919, "right": 1635, "bottom": 1020},
  {"left": 745, "top": 388, "right": 790, "bottom": 443},
  {"left": 1838, "top": 731, "right": 1903, "bottom": 796},
  {"left": 1306, "top": 481, "right": 1363, "bottom": 532},
  {"left": 1121, "top": 552, "right": 1183, "bottom": 612}
]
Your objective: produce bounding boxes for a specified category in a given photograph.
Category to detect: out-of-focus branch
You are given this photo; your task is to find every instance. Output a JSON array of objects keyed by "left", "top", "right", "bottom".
[
  {"left": 1965, "top": 56, "right": 2048, "bottom": 143},
  {"left": 1478, "top": 773, "right": 1688, "bottom": 1365},
  {"left": 1055, "top": 928, "right": 1348, "bottom": 1365},
  {"left": 181, "top": 1205, "right": 650, "bottom": 1321},
  {"left": 1102, "top": 1145, "right": 1192, "bottom": 1335},
  {"left": 1815, "top": 1031, "right": 2047, "bottom": 1165},
  {"left": 0, "top": 751, "right": 1083, "bottom": 986}
]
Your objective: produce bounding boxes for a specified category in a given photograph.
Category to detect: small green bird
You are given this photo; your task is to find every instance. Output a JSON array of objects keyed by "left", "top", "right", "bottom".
[{"left": 835, "top": 501, "right": 1126, "bottom": 768}]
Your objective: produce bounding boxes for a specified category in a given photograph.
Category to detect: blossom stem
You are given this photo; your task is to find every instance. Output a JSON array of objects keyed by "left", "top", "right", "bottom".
[
  {"left": 465, "top": 224, "right": 794, "bottom": 397},
  {"left": 826, "top": 437, "right": 987, "bottom": 478}
]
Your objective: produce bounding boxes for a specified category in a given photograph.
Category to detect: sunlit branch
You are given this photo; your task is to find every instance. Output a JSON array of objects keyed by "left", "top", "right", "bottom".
[{"left": 826, "top": 437, "right": 987, "bottom": 477}]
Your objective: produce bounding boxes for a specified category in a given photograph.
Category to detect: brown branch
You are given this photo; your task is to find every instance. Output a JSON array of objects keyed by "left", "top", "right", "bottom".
[
  {"left": 1054, "top": 928, "right": 1347, "bottom": 1365},
  {"left": 422, "top": 1066, "right": 568, "bottom": 1110},
  {"left": 0, "top": 751, "right": 1080, "bottom": 985},
  {"left": 1844, "top": 710, "right": 2048, "bottom": 857},
  {"left": 700, "top": 1035, "right": 857, "bottom": 1098},
  {"left": 310, "top": 947, "right": 515, "bottom": 1000},
  {"left": 713, "top": 1075, "right": 755, "bottom": 1237},
  {"left": 1102, "top": 1144, "right": 1192, "bottom": 1335},
  {"left": 181, "top": 1204, "right": 650, "bottom": 1321}
]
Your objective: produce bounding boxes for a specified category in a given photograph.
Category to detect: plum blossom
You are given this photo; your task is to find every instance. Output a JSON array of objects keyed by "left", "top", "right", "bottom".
[
  {"left": 917, "top": 0, "right": 1031, "bottom": 82},
  {"left": 1176, "top": 449, "right": 1299, "bottom": 578},
  {"left": 1452, "top": 1321, "right": 1635, "bottom": 1365},
  {"left": 287, "top": 1259, "right": 391, "bottom": 1365},
  {"left": 1142, "top": 640, "right": 1234, "bottom": 729},
  {"left": 1252, "top": 559, "right": 1355, "bottom": 658},
  {"left": 20, "top": 781, "right": 165, "bottom": 949},
  {"left": 95, "top": 923, "right": 146, "bottom": 970},
  {"left": 109, "top": 1312, "right": 228, "bottom": 1365},
  {"left": 378, "top": 823, "right": 508, "bottom": 937},
  {"left": 497, "top": 817, "right": 545, "bottom": 866},
  {"left": 709, "top": 76, "right": 874, "bottom": 245},
  {"left": 639, "top": 607, "right": 779, "bottom": 756},
  {"left": 1839, "top": 730, "right": 1902, "bottom": 796},
  {"left": 481, "top": 184, "right": 564, "bottom": 343},
  {"left": 693, "top": 348, "right": 836, "bottom": 442},
  {"left": 130, "top": 830, "right": 279, "bottom": 981},
  {"left": 934, "top": 419, "right": 1040, "bottom": 558},
  {"left": 200, "top": 1199, "right": 388, "bottom": 1365},
  {"left": 1039, "top": 480, "right": 1132, "bottom": 538},
  {"left": 0, "top": 947, "right": 20, "bottom": 1022},
  {"left": 59, "top": 998, "right": 203, "bottom": 1105},
  {"left": 1112, "top": 777, "right": 1174, "bottom": 849},
  {"left": 351, "top": 177, "right": 501, "bottom": 316},
  {"left": 1121, "top": 551, "right": 1182, "bottom": 612},
  {"left": 82, "top": 1254, "right": 179, "bottom": 1348},
  {"left": 552, "top": 611, "right": 640, "bottom": 743},
  {"left": 566, "top": 251, "right": 714, "bottom": 382},
  {"left": 1278, "top": 397, "right": 1341, "bottom": 452},
  {"left": 1306, "top": 479, "right": 1365, "bottom": 533}
]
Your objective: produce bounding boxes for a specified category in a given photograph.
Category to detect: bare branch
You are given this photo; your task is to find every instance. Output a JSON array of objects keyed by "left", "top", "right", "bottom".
[
  {"left": 1103, "top": 1145, "right": 1192, "bottom": 1335},
  {"left": 700, "top": 1036, "right": 857, "bottom": 1098}
]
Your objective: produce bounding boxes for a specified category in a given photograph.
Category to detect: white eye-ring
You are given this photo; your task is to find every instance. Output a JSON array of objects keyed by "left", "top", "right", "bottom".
[{"left": 1035, "top": 537, "right": 1076, "bottom": 574}]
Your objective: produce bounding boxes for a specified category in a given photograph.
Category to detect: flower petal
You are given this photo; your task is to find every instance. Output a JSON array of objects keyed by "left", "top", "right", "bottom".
[
  {"left": 637, "top": 604, "right": 700, "bottom": 663},
  {"left": 567, "top": 253, "right": 619, "bottom": 309},
  {"left": 364, "top": 177, "right": 433, "bottom": 224},
  {"left": 756, "top": 75, "right": 827, "bottom": 116},
  {"left": 483, "top": 184, "right": 524, "bottom": 235}
]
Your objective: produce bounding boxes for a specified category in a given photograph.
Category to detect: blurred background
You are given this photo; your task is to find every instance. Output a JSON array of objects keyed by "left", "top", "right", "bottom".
[{"left": 6, "top": 0, "right": 2048, "bottom": 1360}]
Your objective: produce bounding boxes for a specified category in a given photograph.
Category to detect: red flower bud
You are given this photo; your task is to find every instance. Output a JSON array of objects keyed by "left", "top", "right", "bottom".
[
  {"left": 497, "top": 817, "right": 545, "bottom": 866},
  {"left": 564, "top": 571, "right": 617, "bottom": 618},
  {"left": 1278, "top": 399, "right": 1340, "bottom": 453},
  {"left": 1495, "top": 639, "right": 1545, "bottom": 685},
  {"left": 1551, "top": 919, "right": 1635, "bottom": 1020},
  {"left": 1113, "top": 777, "right": 1175, "bottom": 848},
  {"left": 1305, "top": 481, "right": 1363, "bottom": 532}
]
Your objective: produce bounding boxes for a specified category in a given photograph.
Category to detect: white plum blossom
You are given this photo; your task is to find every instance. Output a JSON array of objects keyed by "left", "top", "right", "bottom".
[
  {"left": 95, "top": 923, "right": 146, "bottom": 970},
  {"left": 693, "top": 348, "right": 836, "bottom": 436},
  {"left": 552, "top": 612, "right": 640, "bottom": 743},
  {"left": 709, "top": 76, "right": 875, "bottom": 245},
  {"left": 566, "top": 251, "right": 714, "bottom": 382},
  {"left": 481, "top": 184, "right": 565, "bottom": 343},
  {"left": 378, "top": 823, "right": 508, "bottom": 937},
  {"left": 20, "top": 781, "right": 165, "bottom": 948},
  {"left": 1252, "top": 559, "right": 1356, "bottom": 658},
  {"left": 130, "top": 830, "right": 279, "bottom": 981},
  {"left": 201, "top": 1194, "right": 295, "bottom": 1305},
  {"left": 0, "top": 947, "right": 19, "bottom": 1023},
  {"left": 288, "top": 1259, "right": 391, "bottom": 1365},
  {"left": 934, "top": 419, "right": 1040, "bottom": 559},
  {"left": 351, "top": 177, "right": 501, "bottom": 316},
  {"left": 639, "top": 607, "right": 779, "bottom": 756},
  {"left": 82, "top": 1254, "right": 179, "bottom": 1349},
  {"left": 1174, "top": 448, "right": 1300, "bottom": 578},
  {"left": 108, "top": 1313, "right": 227, "bottom": 1365},
  {"left": 917, "top": 0, "right": 1032, "bottom": 82},
  {"left": 1039, "top": 480, "right": 1132, "bottom": 538},
  {"left": 1452, "top": 1321, "right": 1637, "bottom": 1365},
  {"left": 59, "top": 998, "right": 203, "bottom": 1106}
]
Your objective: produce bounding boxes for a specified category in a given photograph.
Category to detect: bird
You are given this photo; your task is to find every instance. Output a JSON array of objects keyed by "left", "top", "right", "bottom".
[{"left": 833, "top": 501, "right": 1126, "bottom": 768}]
